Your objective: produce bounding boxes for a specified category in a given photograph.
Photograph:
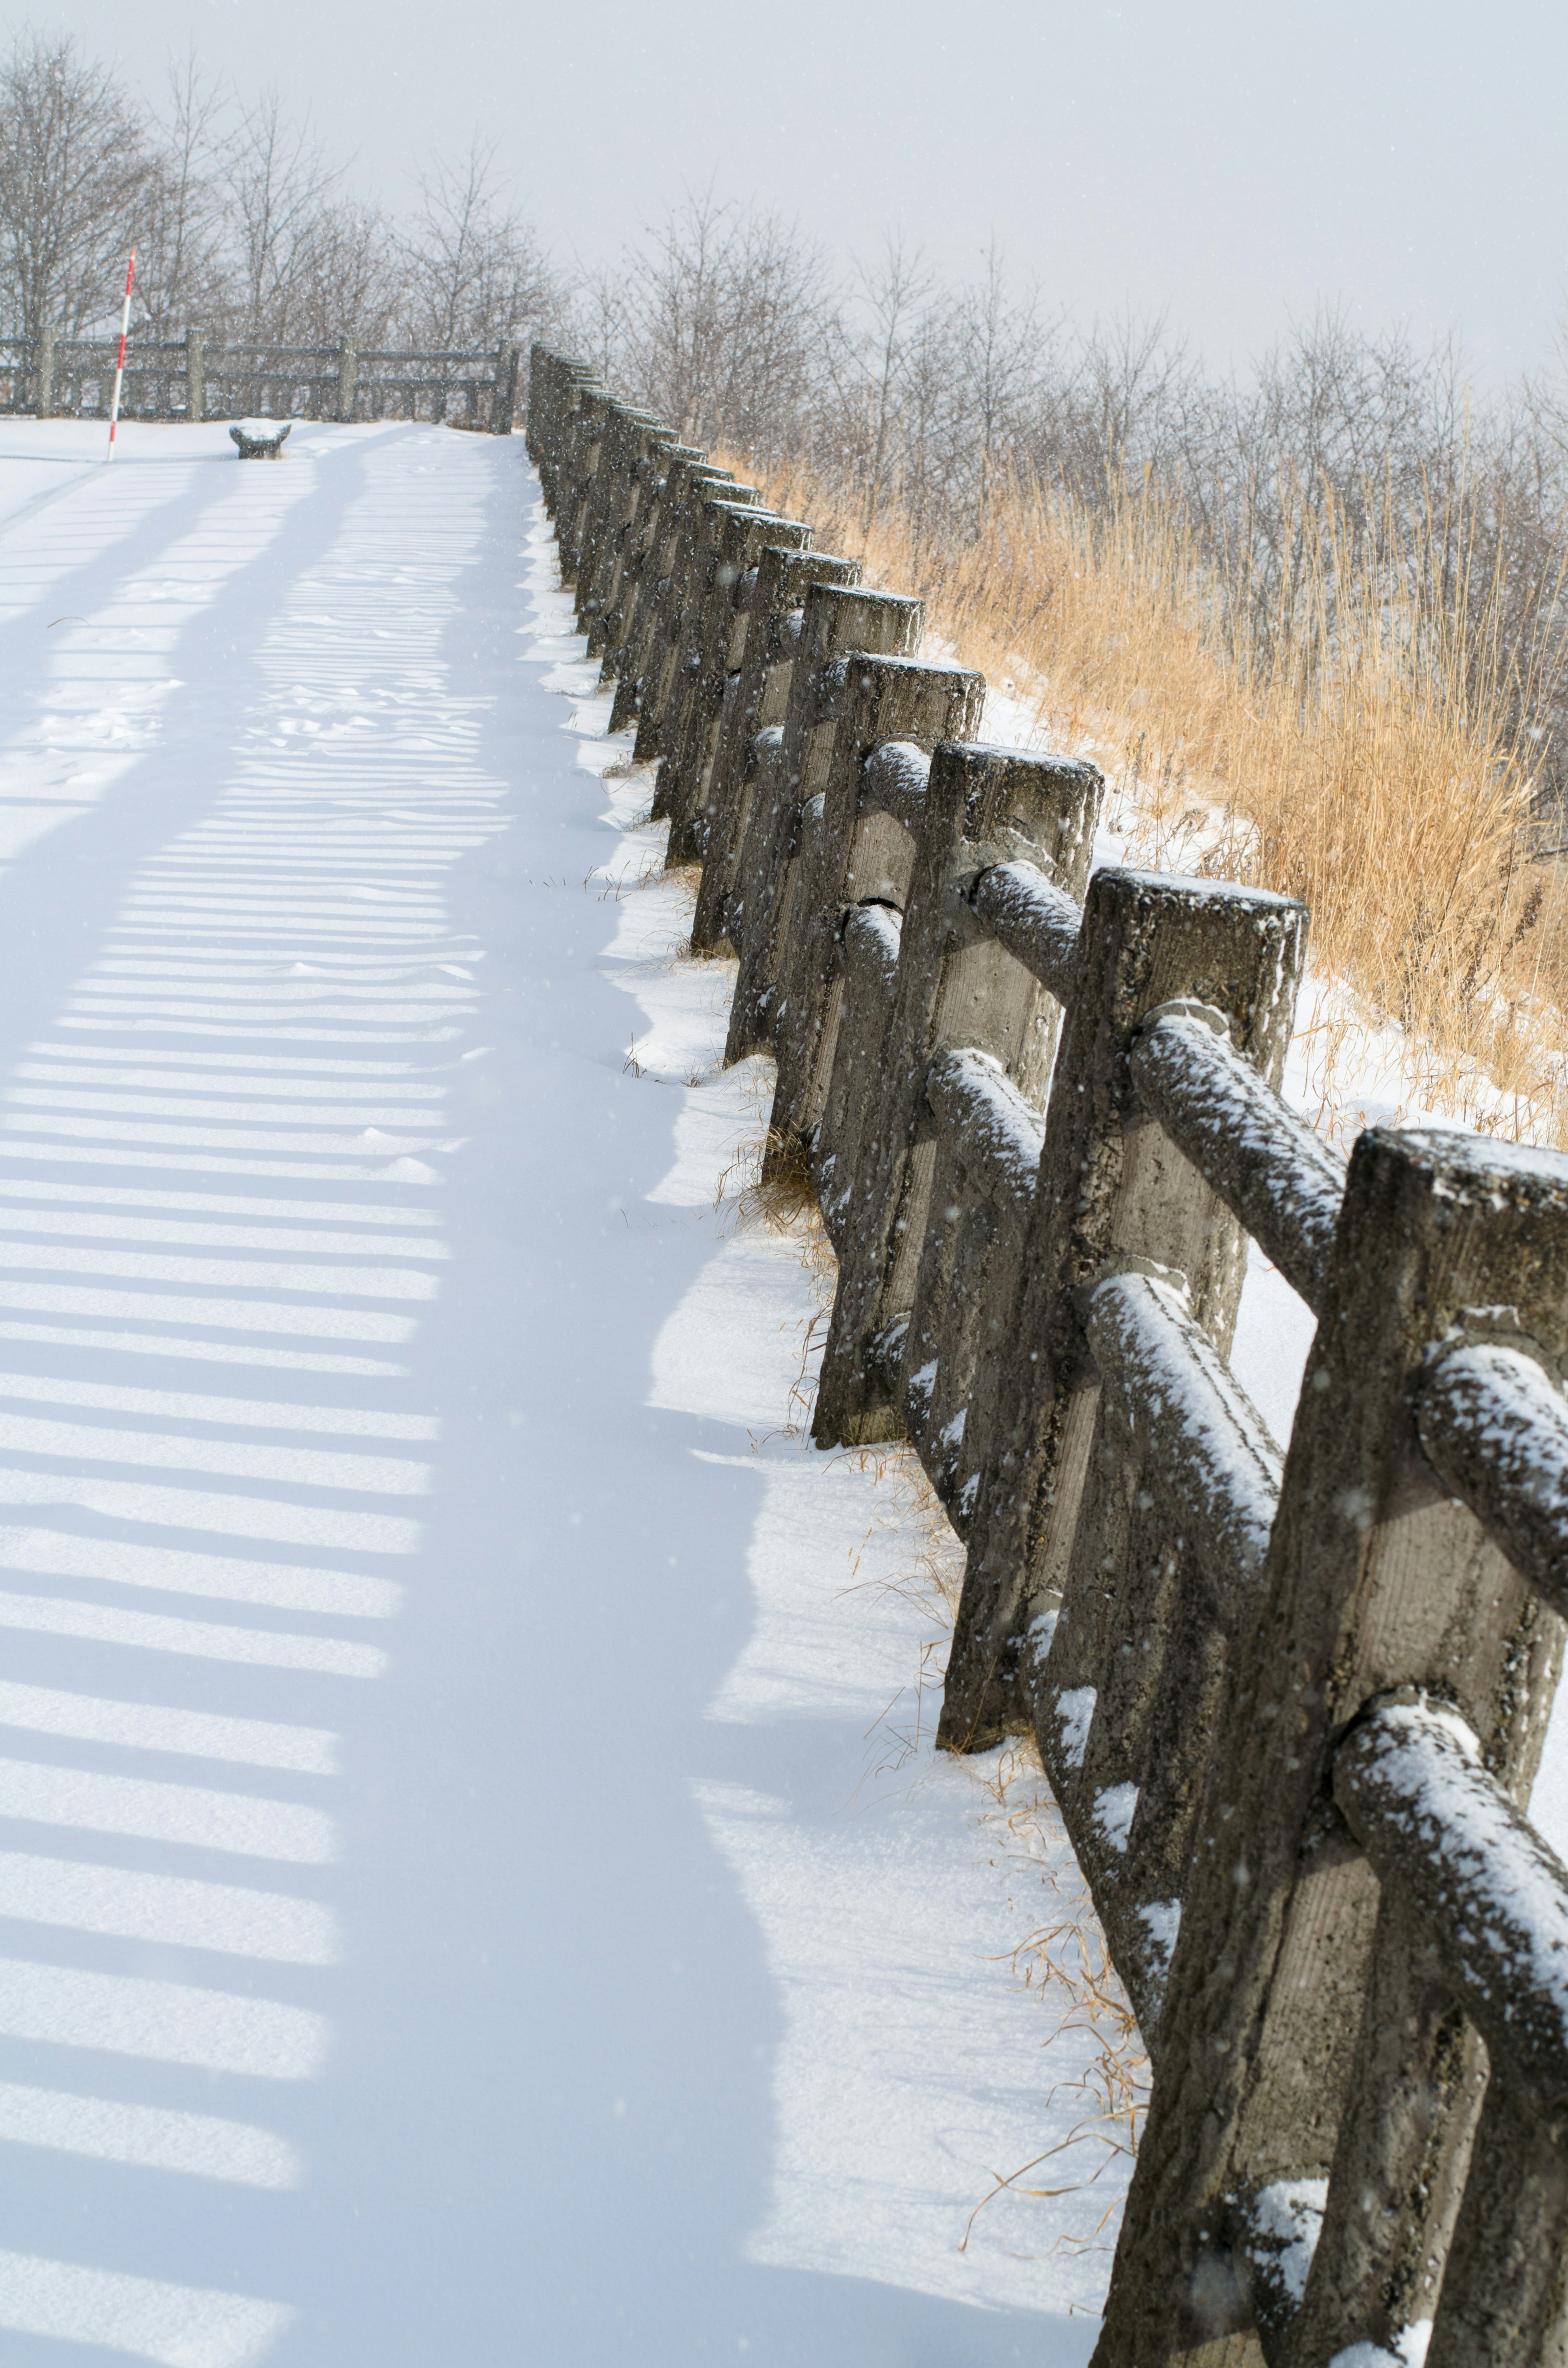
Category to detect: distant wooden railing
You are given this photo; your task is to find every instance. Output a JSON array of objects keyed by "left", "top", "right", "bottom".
[
  {"left": 529, "top": 341, "right": 1568, "bottom": 2367},
  {"left": 0, "top": 330, "right": 522, "bottom": 430}
]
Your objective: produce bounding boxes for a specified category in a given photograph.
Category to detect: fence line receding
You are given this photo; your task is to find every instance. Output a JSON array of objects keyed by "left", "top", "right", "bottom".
[
  {"left": 529, "top": 342, "right": 1568, "bottom": 2368},
  {"left": 0, "top": 331, "right": 523, "bottom": 430}
]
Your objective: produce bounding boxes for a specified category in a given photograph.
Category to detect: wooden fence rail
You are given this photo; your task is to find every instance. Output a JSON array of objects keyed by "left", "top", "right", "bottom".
[
  {"left": 0, "top": 331, "right": 522, "bottom": 430},
  {"left": 528, "top": 341, "right": 1568, "bottom": 2367}
]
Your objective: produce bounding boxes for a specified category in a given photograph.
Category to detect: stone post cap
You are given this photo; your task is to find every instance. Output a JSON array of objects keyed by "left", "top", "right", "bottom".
[{"left": 230, "top": 421, "right": 292, "bottom": 460}]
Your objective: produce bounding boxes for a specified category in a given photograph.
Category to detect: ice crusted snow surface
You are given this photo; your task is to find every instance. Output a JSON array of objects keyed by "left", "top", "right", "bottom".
[
  {"left": 1344, "top": 1701, "right": 1568, "bottom": 2047},
  {"left": 1247, "top": 2178, "right": 1327, "bottom": 2305},
  {"left": 970, "top": 859, "right": 1081, "bottom": 1000},
  {"left": 862, "top": 739, "right": 931, "bottom": 830},
  {"left": 927, "top": 1045, "right": 1045, "bottom": 1215},
  {"left": 1329, "top": 2323, "right": 1432, "bottom": 2368},
  {"left": 1138, "top": 1897, "right": 1180, "bottom": 1970},
  {"left": 1087, "top": 1269, "right": 1283, "bottom": 1583},
  {"left": 1093, "top": 1782, "right": 1139, "bottom": 1853},
  {"left": 1131, "top": 1009, "right": 1346, "bottom": 1306},
  {"left": 0, "top": 419, "right": 1122, "bottom": 2366},
  {"left": 1421, "top": 1339, "right": 1568, "bottom": 1547},
  {"left": 1054, "top": 1686, "right": 1096, "bottom": 1770}
]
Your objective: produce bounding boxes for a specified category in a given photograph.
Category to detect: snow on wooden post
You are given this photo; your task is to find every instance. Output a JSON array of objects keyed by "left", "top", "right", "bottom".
[
  {"left": 337, "top": 339, "right": 358, "bottom": 425},
  {"left": 592, "top": 437, "right": 703, "bottom": 687},
  {"left": 940, "top": 871, "right": 1308, "bottom": 1758},
  {"left": 1093, "top": 1128, "right": 1568, "bottom": 2366},
  {"left": 185, "top": 330, "right": 205, "bottom": 423},
  {"left": 557, "top": 385, "right": 618, "bottom": 584},
  {"left": 630, "top": 479, "right": 765, "bottom": 764},
  {"left": 575, "top": 406, "right": 673, "bottom": 653},
  {"left": 812, "top": 741, "right": 1103, "bottom": 1449},
  {"left": 492, "top": 343, "right": 521, "bottom": 434},
  {"left": 724, "top": 584, "right": 925, "bottom": 1065},
  {"left": 688, "top": 546, "right": 864, "bottom": 956},
  {"left": 761, "top": 655, "right": 987, "bottom": 1175},
  {"left": 526, "top": 346, "right": 597, "bottom": 506},
  {"left": 658, "top": 503, "right": 815, "bottom": 861},
  {"left": 580, "top": 412, "right": 673, "bottom": 656},
  {"left": 607, "top": 454, "right": 736, "bottom": 737}
]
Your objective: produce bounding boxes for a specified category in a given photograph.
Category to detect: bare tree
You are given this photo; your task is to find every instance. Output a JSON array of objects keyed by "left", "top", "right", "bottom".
[
  {"left": 610, "top": 188, "right": 833, "bottom": 459},
  {"left": 841, "top": 234, "right": 935, "bottom": 531},
  {"left": 947, "top": 245, "right": 1053, "bottom": 520},
  {"left": 134, "top": 49, "right": 230, "bottom": 335},
  {"left": 283, "top": 196, "right": 399, "bottom": 346},
  {"left": 0, "top": 31, "right": 153, "bottom": 342},
  {"left": 563, "top": 261, "right": 631, "bottom": 386},
  {"left": 399, "top": 138, "right": 559, "bottom": 352},
  {"left": 222, "top": 87, "right": 343, "bottom": 340}
]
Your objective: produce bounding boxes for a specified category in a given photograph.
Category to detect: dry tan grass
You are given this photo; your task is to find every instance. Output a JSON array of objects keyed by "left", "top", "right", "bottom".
[
  {"left": 962, "top": 1738, "right": 1148, "bottom": 2257},
  {"left": 723, "top": 444, "right": 1568, "bottom": 1141}
]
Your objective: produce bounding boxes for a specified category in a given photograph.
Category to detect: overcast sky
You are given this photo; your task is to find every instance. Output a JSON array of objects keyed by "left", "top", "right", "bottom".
[{"left": 22, "top": 0, "right": 1568, "bottom": 385}]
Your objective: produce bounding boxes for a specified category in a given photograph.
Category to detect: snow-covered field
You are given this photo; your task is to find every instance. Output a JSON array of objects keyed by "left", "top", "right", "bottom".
[{"left": 1, "top": 416, "right": 1565, "bottom": 2368}]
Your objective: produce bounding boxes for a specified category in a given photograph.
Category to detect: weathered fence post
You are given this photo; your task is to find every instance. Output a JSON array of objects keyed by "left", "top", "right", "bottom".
[
  {"left": 557, "top": 386, "right": 619, "bottom": 584},
  {"left": 492, "top": 343, "right": 521, "bottom": 433},
  {"left": 594, "top": 440, "right": 703, "bottom": 689},
  {"left": 576, "top": 408, "right": 672, "bottom": 650},
  {"left": 551, "top": 375, "right": 611, "bottom": 544},
  {"left": 1091, "top": 1127, "right": 1568, "bottom": 2367},
  {"left": 763, "top": 654, "right": 987, "bottom": 1166},
  {"left": 813, "top": 742, "right": 1103, "bottom": 1446},
  {"left": 35, "top": 328, "right": 54, "bottom": 421},
  {"left": 570, "top": 395, "right": 639, "bottom": 618},
  {"left": 630, "top": 479, "right": 765, "bottom": 763},
  {"left": 689, "top": 546, "right": 864, "bottom": 954},
  {"left": 185, "top": 330, "right": 205, "bottom": 423},
  {"left": 724, "top": 582, "right": 925, "bottom": 1063},
  {"left": 337, "top": 339, "right": 358, "bottom": 424},
  {"left": 591, "top": 421, "right": 681, "bottom": 633},
  {"left": 657, "top": 503, "right": 815, "bottom": 862},
  {"left": 527, "top": 346, "right": 597, "bottom": 500},
  {"left": 608, "top": 455, "right": 741, "bottom": 737},
  {"left": 940, "top": 871, "right": 1308, "bottom": 1755}
]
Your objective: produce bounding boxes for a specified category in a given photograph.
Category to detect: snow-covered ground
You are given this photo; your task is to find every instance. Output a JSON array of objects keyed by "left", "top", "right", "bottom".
[
  {"left": 0, "top": 417, "right": 1137, "bottom": 2368},
  {"left": 2, "top": 416, "right": 1565, "bottom": 2368}
]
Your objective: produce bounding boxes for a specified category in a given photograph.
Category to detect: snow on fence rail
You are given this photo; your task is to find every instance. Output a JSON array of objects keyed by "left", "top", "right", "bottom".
[
  {"left": 529, "top": 343, "right": 1568, "bottom": 2366},
  {"left": 0, "top": 330, "right": 522, "bottom": 429}
]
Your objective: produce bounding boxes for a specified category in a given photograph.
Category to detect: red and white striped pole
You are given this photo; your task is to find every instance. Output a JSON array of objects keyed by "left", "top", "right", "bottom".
[{"left": 105, "top": 250, "right": 136, "bottom": 461}]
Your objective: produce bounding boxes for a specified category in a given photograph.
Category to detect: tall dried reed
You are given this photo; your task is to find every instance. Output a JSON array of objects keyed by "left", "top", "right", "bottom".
[{"left": 725, "top": 445, "right": 1568, "bottom": 1138}]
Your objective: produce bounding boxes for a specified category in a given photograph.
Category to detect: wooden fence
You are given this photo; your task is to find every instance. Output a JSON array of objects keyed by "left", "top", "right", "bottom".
[
  {"left": 0, "top": 331, "right": 523, "bottom": 430},
  {"left": 528, "top": 342, "right": 1568, "bottom": 2366}
]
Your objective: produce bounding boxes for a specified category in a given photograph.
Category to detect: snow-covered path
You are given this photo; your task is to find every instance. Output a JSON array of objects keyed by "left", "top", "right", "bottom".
[{"left": 0, "top": 422, "right": 1128, "bottom": 2368}]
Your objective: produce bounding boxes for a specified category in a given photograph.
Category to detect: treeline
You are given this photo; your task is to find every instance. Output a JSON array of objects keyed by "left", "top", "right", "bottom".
[
  {"left": 578, "top": 192, "right": 1568, "bottom": 807},
  {"left": 0, "top": 32, "right": 564, "bottom": 352},
  {"left": 8, "top": 34, "right": 1568, "bottom": 803}
]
